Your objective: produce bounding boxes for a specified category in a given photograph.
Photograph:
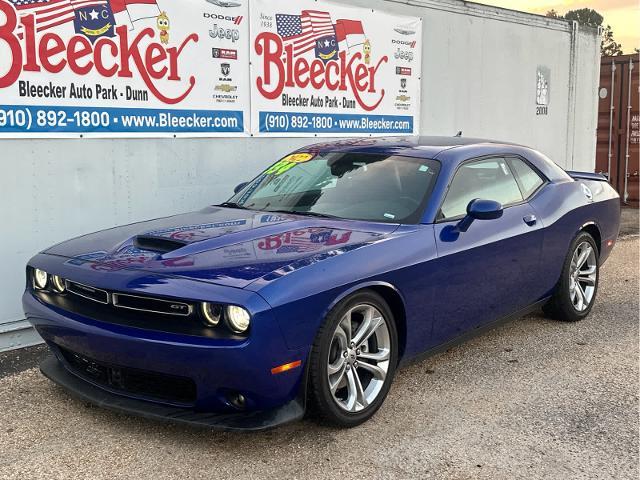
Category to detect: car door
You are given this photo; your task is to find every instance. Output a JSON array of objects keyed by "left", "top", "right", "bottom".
[{"left": 430, "top": 156, "right": 545, "bottom": 345}]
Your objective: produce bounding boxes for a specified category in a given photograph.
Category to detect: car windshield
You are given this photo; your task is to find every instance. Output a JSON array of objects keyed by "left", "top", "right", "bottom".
[{"left": 227, "top": 152, "right": 441, "bottom": 223}]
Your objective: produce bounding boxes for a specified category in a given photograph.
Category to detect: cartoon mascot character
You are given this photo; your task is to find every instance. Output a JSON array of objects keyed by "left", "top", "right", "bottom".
[
  {"left": 157, "top": 12, "right": 170, "bottom": 45},
  {"left": 363, "top": 39, "right": 371, "bottom": 65}
]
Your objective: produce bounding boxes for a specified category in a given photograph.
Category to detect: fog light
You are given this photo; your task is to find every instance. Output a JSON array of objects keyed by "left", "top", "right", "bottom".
[
  {"left": 201, "top": 303, "right": 222, "bottom": 327},
  {"left": 234, "top": 394, "right": 246, "bottom": 409},
  {"left": 33, "top": 269, "right": 48, "bottom": 290},
  {"left": 226, "top": 305, "right": 251, "bottom": 333},
  {"left": 224, "top": 391, "right": 247, "bottom": 410},
  {"left": 51, "top": 275, "right": 66, "bottom": 293}
]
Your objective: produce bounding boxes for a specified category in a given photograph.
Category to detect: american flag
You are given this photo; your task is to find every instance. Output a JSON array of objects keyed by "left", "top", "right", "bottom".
[
  {"left": 11, "top": 0, "right": 108, "bottom": 35},
  {"left": 277, "top": 240, "right": 322, "bottom": 254},
  {"left": 276, "top": 10, "right": 336, "bottom": 56},
  {"left": 275, "top": 231, "right": 330, "bottom": 253}
]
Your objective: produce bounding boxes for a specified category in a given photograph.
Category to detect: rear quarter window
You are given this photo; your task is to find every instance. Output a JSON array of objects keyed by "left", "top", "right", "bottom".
[{"left": 508, "top": 157, "right": 546, "bottom": 199}]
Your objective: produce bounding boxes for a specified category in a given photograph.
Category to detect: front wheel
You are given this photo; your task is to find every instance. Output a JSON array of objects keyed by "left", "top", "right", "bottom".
[
  {"left": 309, "top": 291, "right": 398, "bottom": 427},
  {"left": 544, "top": 232, "right": 600, "bottom": 322}
]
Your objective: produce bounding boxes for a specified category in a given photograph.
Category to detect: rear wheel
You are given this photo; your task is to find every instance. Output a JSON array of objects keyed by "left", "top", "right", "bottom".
[
  {"left": 309, "top": 291, "right": 398, "bottom": 427},
  {"left": 544, "top": 232, "right": 599, "bottom": 322}
]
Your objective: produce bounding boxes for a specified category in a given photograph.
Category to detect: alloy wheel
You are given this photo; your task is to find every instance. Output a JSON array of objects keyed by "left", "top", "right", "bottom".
[
  {"left": 569, "top": 241, "right": 597, "bottom": 312},
  {"left": 326, "top": 304, "right": 391, "bottom": 412}
]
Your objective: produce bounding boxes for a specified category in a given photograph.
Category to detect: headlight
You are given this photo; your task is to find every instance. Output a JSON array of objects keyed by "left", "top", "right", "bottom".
[
  {"left": 51, "top": 275, "right": 66, "bottom": 293},
  {"left": 226, "top": 305, "right": 251, "bottom": 333},
  {"left": 201, "top": 302, "right": 222, "bottom": 327},
  {"left": 33, "top": 269, "right": 48, "bottom": 290}
]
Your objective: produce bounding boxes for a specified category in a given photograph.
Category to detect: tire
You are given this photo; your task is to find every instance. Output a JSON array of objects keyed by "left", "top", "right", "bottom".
[
  {"left": 543, "top": 232, "right": 600, "bottom": 322},
  {"left": 308, "top": 290, "right": 398, "bottom": 427}
]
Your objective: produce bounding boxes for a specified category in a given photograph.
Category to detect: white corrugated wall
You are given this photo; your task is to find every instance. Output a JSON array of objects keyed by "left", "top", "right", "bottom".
[{"left": 0, "top": 0, "right": 601, "bottom": 350}]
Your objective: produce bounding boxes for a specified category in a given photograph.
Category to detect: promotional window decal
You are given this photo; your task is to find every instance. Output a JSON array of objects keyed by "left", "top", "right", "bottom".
[
  {"left": 250, "top": 0, "right": 422, "bottom": 137},
  {"left": 265, "top": 152, "right": 316, "bottom": 175},
  {"left": 0, "top": 0, "right": 250, "bottom": 137}
]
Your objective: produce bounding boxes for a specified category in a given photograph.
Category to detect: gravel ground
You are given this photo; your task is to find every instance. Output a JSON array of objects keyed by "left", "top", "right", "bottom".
[
  {"left": 620, "top": 208, "right": 639, "bottom": 236},
  {"left": 0, "top": 238, "right": 638, "bottom": 480}
]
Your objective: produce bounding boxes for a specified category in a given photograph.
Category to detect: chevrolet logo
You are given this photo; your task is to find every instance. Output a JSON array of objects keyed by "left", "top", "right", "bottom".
[{"left": 215, "top": 84, "right": 238, "bottom": 93}]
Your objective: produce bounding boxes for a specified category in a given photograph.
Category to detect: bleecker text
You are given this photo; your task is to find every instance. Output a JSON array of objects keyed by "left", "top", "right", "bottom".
[
  {"left": 0, "top": 0, "right": 198, "bottom": 104},
  {"left": 255, "top": 32, "right": 387, "bottom": 112}
]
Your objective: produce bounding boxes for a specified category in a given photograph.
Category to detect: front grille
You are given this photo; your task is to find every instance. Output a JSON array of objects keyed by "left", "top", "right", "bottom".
[
  {"left": 58, "top": 346, "right": 197, "bottom": 405},
  {"left": 64, "top": 281, "right": 195, "bottom": 317},
  {"left": 66, "top": 281, "right": 109, "bottom": 304},
  {"left": 33, "top": 278, "right": 246, "bottom": 339},
  {"left": 112, "top": 293, "right": 193, "bottom": 316}
]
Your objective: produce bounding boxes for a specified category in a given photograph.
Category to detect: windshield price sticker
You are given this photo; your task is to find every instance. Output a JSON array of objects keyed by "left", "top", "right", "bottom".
[{"left": 265, "top": 152, "right": 316, "bottom": 175}]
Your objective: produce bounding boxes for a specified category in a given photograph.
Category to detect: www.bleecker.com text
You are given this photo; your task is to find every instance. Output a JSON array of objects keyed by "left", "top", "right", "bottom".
[{"left": 18, "top": 81, "right": 150, "bottom": 101}]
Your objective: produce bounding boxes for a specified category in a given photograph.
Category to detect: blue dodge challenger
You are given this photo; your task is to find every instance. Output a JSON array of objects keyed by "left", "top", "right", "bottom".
[{"left": 24, "top": 137, "right": 620, "bottom": 430}]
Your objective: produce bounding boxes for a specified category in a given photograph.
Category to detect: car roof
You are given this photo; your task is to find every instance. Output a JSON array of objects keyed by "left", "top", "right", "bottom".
[
  {"left": 298, "top": 136, "right": 525, "bottom": 159},
  {"left": 295, "top": 135, "right": 569, "bottom": 186}
]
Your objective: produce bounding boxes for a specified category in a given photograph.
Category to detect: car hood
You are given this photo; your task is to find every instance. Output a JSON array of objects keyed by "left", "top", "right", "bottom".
[{"left": 44, "top": 207, "right": 398, "bottom": 289}]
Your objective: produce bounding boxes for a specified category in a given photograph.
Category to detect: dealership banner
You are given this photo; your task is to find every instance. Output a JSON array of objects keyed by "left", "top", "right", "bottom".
[
  {"left": 250, "top": 0, "right": 422, "bottom": 136},
  {"left": 0, "top": 0, "right": 250, "bottom": 137}
]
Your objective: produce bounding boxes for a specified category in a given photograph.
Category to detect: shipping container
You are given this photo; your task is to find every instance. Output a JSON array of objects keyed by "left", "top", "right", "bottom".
[
  {"left": 0, "top": 0, "right": 603, "bottom": 350},
  {"left": 596, "top": 54, "right": 640, "bottom": 207}
]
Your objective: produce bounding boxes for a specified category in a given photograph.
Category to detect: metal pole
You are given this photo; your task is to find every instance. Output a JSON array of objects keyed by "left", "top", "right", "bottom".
[
  {"left": 623, "top": 58, "right": 634, "bottom": 203},
  {"left": 607, "top": 60, "right": 616, "bottom": 182},
  {"left": 566, "top": 21, "right": 579, "bottom": 169}
]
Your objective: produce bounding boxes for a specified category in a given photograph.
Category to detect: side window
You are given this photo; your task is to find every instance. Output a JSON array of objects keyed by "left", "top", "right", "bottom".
[
  {"left": 440, "top": 157, "right": 524, "bottom": 220},
  {"left": 508, "top": 157, "right": 545, "bottom": 199}
]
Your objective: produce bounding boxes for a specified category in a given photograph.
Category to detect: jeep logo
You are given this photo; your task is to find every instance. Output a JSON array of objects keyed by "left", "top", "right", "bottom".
[{"left": 209, "top": 25, "right": 240, "bottom": 43}]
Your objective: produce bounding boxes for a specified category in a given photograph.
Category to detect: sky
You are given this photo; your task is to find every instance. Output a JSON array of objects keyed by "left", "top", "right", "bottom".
[{"left": 478, "top": 0, "right": 639, "bottom": 53}]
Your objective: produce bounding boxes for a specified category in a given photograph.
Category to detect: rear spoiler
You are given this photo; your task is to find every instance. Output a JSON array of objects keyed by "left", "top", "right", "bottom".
[{"left": 566, "top": 171, "right": 608, "bottom": 182}]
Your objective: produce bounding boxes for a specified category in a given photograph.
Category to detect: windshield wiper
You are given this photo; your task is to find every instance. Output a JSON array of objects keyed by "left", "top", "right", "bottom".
[
  {"left": 217, "top": 202, "right": 251, "bottom": 210},
  {"left": 267, "top": 209, "right": 340, "bottom": 219}
]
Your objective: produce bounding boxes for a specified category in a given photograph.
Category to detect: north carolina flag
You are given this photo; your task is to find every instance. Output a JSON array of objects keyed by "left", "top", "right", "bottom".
[
  {"left": 334, "top": 19, "right": 366, "bottom": 51},
  {"left": 109, "top": 0, "right": 159, "bottom": 29}
]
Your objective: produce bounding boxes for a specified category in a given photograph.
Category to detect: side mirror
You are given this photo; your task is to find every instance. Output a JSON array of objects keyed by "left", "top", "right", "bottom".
[
  {"left": 234, "top": 182, "right": 249, "bottom": 194},
  {"left": 456, "top": 199, "right": 503, "bottom": 233}
]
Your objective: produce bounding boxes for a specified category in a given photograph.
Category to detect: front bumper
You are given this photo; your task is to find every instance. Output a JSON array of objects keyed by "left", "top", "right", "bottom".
[
  {"left": 24, "top": 289, "right": 308, "bottom": 430},
  {"left": 40, "top": 355, "right": 304, "bottom": 431}
]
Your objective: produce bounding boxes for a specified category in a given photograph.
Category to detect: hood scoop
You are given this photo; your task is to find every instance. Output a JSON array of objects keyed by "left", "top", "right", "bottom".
[{"left": 133, "top": 235, "right": 188, "bottom": 254}]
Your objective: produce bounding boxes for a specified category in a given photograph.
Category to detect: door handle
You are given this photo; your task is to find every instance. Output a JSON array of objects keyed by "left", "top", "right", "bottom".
[{"left": 523, "top": 215, "right": 537, "bottom": 226}]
